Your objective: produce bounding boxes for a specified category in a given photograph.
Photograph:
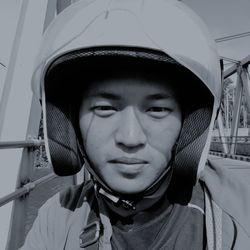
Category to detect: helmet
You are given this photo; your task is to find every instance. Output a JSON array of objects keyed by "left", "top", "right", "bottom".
[{"left": 32, "top": 0, "right": 222, "bottom": 203}]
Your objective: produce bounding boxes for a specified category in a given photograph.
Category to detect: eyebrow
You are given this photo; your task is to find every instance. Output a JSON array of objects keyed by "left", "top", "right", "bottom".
[
  {"left": 89, "top": 92, "right": 172, "bottom": 100},
  {"left": 145, "top": 93, "right": 172, "bottom": 100},
  {"left": 89, "top": 92, "right": 121, "bottom": 100}
]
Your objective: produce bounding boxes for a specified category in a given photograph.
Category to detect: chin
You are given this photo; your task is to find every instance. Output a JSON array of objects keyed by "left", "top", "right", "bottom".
[{"left": 109, "top": 181, "right": 149, "bottom": 195}]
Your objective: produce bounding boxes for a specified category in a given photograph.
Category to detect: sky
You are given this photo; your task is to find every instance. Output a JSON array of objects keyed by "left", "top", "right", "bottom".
[
  {"left": 0, "top": 0, "right": 250, "bottom": 249},
  {"left": 0, "top": 0, "right": 20, "bottom": 67},
  {"left": 184, "top": 0, "right": 250, "bottom": 61}
]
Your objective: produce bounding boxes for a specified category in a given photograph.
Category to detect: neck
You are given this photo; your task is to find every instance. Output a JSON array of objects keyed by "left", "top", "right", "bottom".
[{"left": 110, "top": 191, "right": 171, "bottom": 230}]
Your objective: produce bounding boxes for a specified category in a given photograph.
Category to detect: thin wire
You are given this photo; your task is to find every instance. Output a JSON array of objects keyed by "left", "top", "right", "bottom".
[
  {"left": 223, "top": 62, "right": 235, "bottom": 66},
  {"left": 215, "top": 31, "right": 250, "bottom": 43},
  {"left": 220, "top": 56, "right": 240, "bottom": 64},
  {"left": 0, "top": 62, "right": 6, "bottom": 68}
]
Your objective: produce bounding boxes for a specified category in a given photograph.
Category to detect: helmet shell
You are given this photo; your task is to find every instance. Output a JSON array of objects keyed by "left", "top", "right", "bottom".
[
  {"left": 32, "top": 0, "right": 222, "bottom": 203},
  {"left": 33, "top": 0, "right": 221, "bottom": 103}
]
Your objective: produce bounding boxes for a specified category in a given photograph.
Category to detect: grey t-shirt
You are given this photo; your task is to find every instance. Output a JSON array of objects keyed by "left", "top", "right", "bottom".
[{"left": 111, "top": 183, "right": 206, "bottom": 250}]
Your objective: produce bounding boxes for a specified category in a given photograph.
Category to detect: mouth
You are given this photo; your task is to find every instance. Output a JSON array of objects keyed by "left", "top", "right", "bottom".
[
  {"left": 108, "top": 158, "right": 149, "bottom": 177},
  {"left": 109, "top": 157, "right": 148, "bottom": 165}
]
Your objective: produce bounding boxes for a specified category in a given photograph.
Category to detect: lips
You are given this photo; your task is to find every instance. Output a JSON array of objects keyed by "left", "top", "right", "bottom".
[{"left": 109, "top": 157, "right": 148, "bottom": 165}]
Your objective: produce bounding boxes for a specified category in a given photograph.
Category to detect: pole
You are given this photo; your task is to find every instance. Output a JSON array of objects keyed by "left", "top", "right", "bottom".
[
  {"left": 230, "top": 68, "right": 244, "bottom": 154},
  {"left": 241, "top": 67, "right": 250, "bottom": 112},
  {"left": 217, "top": 112, "right": 229, "bottom": 154}
]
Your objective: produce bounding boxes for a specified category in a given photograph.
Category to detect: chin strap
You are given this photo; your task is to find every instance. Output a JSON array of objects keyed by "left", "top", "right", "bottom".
[
  {"left": 97, "top": 185, "right": 136, "bottom": 211},
  {"left": 92, "top": 165, "right": 173, "bottom": 220},
  {"left": 80, "top": 140, "right": 176, "bottom": 213}
]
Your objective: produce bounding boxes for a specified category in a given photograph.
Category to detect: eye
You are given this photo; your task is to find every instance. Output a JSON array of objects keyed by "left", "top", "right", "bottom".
[
  {"left": 91, "top": 105, "right": 117, "bottom": 117},
  {"left": 146, "top": 107, "right": 171, "bottom": 118}
]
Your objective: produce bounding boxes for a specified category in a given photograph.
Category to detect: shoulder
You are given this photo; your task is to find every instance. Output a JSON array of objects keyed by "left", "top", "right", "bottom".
[
  {"left": 201, "top": 155, "right": 250, "bottom": 186},
  {"left": 202, "top": 156, "right": 250, "bottom": 240},
  {"left": 35, "top": 180, "right": 95, "bottom": 229},
  {"left": 22, "top": 181, "right": 94, "bottom": 249},
  {"left": 59, "top": 180, "right": 94, "bottom": 211}
]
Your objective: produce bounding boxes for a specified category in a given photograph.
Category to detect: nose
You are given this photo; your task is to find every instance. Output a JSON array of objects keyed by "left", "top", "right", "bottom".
[{"left": 115, "top": 106, "right": 147, "bottom": 149}]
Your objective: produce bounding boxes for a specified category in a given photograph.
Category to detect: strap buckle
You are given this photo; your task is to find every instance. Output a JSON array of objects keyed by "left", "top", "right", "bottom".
[{"left": 79, "top": 221, "right": 102, "bottom": 248}]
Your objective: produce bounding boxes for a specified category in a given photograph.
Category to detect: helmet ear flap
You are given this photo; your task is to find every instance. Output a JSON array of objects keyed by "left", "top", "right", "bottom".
[
  {"left": 167, "top": 103, "right": 213, "bottom": 205},
  {"left": 45, "top": 101, "right": 84, "bottom": 176}
]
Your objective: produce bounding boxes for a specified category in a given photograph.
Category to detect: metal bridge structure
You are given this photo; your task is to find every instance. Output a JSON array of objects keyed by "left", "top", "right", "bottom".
[
  {"left": 0, "top": 0, "right": 249, "bottom": 249},
  {"left": 212, "top": 54, "right": 250, "bottom": 157}
]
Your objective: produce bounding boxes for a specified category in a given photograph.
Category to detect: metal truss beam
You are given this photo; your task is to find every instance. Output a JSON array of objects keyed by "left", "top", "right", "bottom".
[
  {"left": 229, "top": 68, "right": 244, "bottom": 154},
  {"left": 217, "top": 112, "right": 229, "bottom": 154},
  {"left": 241, "top": 67, "right": 250, "bottom": 112},
  {"left": 224, "top": 54, "right": 250, "bottom": 78}
]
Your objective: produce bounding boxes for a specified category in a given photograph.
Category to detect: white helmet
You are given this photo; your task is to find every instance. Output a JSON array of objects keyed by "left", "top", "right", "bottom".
[{"left": 32, "top": 0, "right": 222, "bottom": 203}]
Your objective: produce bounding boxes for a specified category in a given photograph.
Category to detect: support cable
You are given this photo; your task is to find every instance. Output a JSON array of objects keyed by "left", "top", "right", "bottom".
[{"left": 215, "top": 31, "right": 250, "bottom": 43}]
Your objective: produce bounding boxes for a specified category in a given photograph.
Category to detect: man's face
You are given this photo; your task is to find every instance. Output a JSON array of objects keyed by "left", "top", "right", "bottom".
[{"left": 79, "top": 72, "right": 182, "bottom": 194}]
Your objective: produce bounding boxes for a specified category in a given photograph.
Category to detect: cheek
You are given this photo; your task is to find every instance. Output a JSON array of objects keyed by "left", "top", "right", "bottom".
[
  {"left": 146, "top": 116, "right": 182, "bottom": 158},
  {"left": 79, "top": 114, "right": 98, "bottom": 151},
  {"left": 79, "top": 115, "right": 113, "bottom": 160}
]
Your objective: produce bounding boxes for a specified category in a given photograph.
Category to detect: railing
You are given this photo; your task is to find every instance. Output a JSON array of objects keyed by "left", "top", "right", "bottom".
[
  {"left": 0, "top": 173, "right": 57, "bottom": 207},
  {"left": 210, "top": 136, "right": 250, "bottom": 158},
  {"left": 211, "top": 136, "right": 250, "bottom": 144},
  {"left": 0, "top": 138, "right": 44, "bottom": 149},
  {"left": 0, "top": 137, "right": 48, "bottom": 207}
]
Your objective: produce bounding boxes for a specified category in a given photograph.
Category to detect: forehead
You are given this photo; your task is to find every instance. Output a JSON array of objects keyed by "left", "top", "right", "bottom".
[{"left": 82, "top": 65, "right": 181, "bottom": 100}]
